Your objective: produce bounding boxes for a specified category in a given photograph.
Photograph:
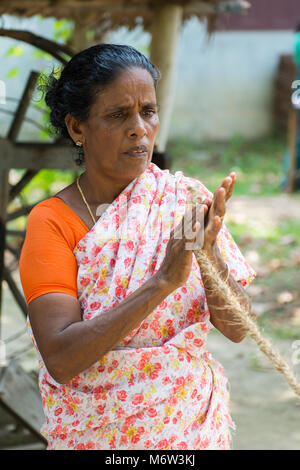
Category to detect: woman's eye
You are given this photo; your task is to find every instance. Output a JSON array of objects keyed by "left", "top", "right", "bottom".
[
  {"left": 110, "top": 113, "right": 124, "bottom": 119},
  {"left": 143, "top": 109, "right": 156, "bottom": 117},
  {"left": 108, "top": 109, "right": 156, "bottom": 119}
]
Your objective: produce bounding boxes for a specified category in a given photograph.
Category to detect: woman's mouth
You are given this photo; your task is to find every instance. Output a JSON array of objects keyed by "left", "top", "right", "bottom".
[{"left": 124, "top": 145, "right": 148, "bottom": 158}]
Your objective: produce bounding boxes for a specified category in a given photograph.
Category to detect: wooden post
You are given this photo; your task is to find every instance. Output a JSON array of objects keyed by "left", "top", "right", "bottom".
[
  {"left": 7, "top": 71, "right": 40, "bottom": 143},
  {"left": 8, "top": 170, "right": 39, "bottom": 203},
  {"left": 150, "top": 3, "right": 183, "bottom": 152},
  {"left": 0, "top": 70, "right": 41, "bottom": 325},
  {"left": 71, "top": 23, "right": 89, "bottom": 52},
  {"left": 70, "top": 14, "right": 92, "bottom": 53}
]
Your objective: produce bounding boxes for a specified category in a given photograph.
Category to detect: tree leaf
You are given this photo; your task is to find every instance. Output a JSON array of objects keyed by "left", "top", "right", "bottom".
[
  {"left": 5, "top": 46, "right": 24, "bottom": 57},
  {"left": 5, "top": 68, "right": 19, "bottom": 79}
]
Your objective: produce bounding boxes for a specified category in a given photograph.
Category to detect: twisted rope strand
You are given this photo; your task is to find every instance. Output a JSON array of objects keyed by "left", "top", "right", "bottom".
[{"left": 188, "top": 184, "right": 300, "bottom": 398}]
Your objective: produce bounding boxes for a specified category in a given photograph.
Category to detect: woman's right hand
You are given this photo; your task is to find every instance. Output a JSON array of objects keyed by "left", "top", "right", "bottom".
[{"left": 158, "top": 203, "right": 209, "bottom": 290}]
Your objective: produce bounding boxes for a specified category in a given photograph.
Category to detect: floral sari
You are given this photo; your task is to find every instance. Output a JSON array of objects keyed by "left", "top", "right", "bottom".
[{"left": 28, "top": 162, "right": 255, "bottom": 450}]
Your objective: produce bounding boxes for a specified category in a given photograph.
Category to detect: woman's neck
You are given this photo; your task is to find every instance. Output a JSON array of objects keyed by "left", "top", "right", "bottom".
[{"left": 78, "top": 171, "right": 127, "bottom": 206}]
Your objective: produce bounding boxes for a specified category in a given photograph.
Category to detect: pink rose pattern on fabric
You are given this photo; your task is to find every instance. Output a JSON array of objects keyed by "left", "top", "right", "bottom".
[{"left": 27, "top": 163, "right": 256, "bottom": 450}]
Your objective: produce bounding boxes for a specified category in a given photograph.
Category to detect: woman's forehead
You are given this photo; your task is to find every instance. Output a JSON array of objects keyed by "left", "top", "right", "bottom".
[
  {"left": 94, "top": 68, "right": 157, "bottom": 111},
  {"left": 103, "top": 97, "right": 157, "bottom": 111},
  {"left": 110, "top": 66, "right": 155, "bottom": 90}
]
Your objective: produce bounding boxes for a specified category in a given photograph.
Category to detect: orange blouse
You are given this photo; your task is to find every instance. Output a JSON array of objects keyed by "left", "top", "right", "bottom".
[{"left": 19, "top": 197, "right": 89, "bottom": 306}]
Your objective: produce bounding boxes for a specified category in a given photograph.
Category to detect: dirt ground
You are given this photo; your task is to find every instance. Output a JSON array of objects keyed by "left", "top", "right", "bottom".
[
  {"left": 0, "top": 194, "right": 299, "bottom": 450},
  {"left": 210, "top": 193, "right": 300, "bottom": 450},
  {"left": 226, "top": 193, "right": 300, "bottom": 223},
  {"left": 208, "top": 332, "right": 300, "bottom": 450}
]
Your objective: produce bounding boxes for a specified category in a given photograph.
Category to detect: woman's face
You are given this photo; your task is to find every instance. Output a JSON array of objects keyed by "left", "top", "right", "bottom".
[{"left": 67, "top": 67, "right": 159, "bottom": 184}]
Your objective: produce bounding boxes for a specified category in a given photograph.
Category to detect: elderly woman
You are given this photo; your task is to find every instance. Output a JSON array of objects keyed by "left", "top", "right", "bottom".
[{"left": 19, "top": 44, "right": 255, "bottom": 450}]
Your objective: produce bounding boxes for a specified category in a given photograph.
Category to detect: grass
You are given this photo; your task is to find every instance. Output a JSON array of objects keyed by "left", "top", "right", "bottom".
[
  {"left": 167, "top": 134, "right": 288, "bottom": 196},
  {"left": 231, "top": 217, "right": 300, "bottom": 339},
  {"left": 228, "top": 219, "right": 300, "bottom": 264}
]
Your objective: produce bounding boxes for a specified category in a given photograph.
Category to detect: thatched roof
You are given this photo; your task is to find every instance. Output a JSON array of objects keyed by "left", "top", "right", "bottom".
[{"left": 0, "top": 1, "right": 250, "bottom": 31}]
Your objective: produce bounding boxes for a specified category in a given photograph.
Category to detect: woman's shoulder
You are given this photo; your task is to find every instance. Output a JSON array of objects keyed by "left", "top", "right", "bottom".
[
  {"left": 29, "top": 196, "right": 64, "bottom": 212},
  {"left": 27, "top": 196, "right": 88, "bottom": 248},
  {"left": 27, "top": 197, "right": 71, "bottom": 228}
]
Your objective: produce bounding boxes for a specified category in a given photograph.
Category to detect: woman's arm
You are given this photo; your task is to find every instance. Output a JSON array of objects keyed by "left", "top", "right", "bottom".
[
  {"left": 28, "top": 271, "right": 173, "bottom": 384},
  {"left": 28, "top": 207, "right": 207, "bottom": 385},
  {"left": 198, "top": 244, "right": 251, "bottom": 343}
]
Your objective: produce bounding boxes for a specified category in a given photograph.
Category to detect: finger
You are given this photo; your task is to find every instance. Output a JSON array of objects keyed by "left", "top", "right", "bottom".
[
  {"left": 205, "top": 188, "right": 226, "bottom": 229},
  {"left": 203, "top": 197, "right": 212, "bottom": 208},
  {"left": 218, "top": 187, "right": 226, "bottom": 216},
  {"left": 184, "top": 205, "right": 207, "bottom": 240},
  {"left": 207, "top": 174, "right": 235, "bottom": 231},
  {"left": 212, "top": 215, "right": 224, "bottom": 234},
  {"left": 204, "top": 214, "right": 223, "bottom": 246},
  {"left": 210, "top": 186, "right": 226, "bottom": 223},
  {"left": 173, "top": 206, "right": 196, "bottom": 239},
  {"left": 174, "top": 201, "right": 209, "bottom": 241},
  {"left": 221, "top": 173, "right": 236, "bottom": 201},
  {"left": 226, "top": 172, "right": 236, "bottom": 198},
  {"left": 192, "top": 221, "right": 201, "bottom": 239}
]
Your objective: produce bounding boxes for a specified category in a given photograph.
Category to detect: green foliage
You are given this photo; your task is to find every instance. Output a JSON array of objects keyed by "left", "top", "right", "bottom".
[
  {"left": 5, "top": 46, "right": 24, "bottom": 57},
  {"left": 21, "top": 169, "right": 76, "bottom": 202},
  {"left": 53, "top": 19, "right": 73, "bottom": 42},
  {"left": 256, "top": 315, "right": 300, "bottom": 340},
  {"left": 138, "top": 44, "right": 151, "bottom": 56},
  {"left": 7, "top": 169, "right": 78, "bottom": 232},
  {"left": 227, "top": 220, "right": 300, "bottom": 247},
  {"left": 167, "top": 135, "right": 286, "bottom": 196},
  {"left": 5, "top": 68, "right": 19, "bottom": 79},
  {"left": 32, "top": 50, "right": 53, "bottom": 60}
]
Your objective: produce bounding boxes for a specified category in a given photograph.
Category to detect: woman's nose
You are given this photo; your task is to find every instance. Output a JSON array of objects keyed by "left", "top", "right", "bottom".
[{"left": 127, "top": 114, "right": 147, "bottom": 138}]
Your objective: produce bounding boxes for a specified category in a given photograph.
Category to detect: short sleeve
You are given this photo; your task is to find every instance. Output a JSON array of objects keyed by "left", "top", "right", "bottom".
[
  {"left": 19, "top": 203, "right": 79, "bottom": 306},
  {"left": 179, "top": 173, "right": 256, "bottom": 288}
]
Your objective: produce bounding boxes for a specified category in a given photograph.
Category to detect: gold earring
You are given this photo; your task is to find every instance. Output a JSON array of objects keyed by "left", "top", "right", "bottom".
[{"left": 76, "top": 141, "right": 83, "bottom": 147}]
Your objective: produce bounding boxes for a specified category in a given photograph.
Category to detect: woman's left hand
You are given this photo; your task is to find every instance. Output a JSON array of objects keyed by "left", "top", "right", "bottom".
[{"left": 201, "top": 171, "right": 236, "bottom": 254}]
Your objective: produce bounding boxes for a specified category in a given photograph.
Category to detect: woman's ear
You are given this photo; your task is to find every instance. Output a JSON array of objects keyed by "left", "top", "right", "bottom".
[{"left": 64, "top": 113, "right": 85, "bottom": 145}]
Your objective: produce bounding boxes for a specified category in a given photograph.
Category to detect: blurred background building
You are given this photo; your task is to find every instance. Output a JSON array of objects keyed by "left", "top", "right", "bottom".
[{"left": 1, "top": 0, "right": 299, "bottom": 144}]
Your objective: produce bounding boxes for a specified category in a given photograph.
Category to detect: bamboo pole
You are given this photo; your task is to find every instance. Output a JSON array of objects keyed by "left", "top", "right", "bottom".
[{"left": 149, "top": 3, "right": 183, "bottom": 152}]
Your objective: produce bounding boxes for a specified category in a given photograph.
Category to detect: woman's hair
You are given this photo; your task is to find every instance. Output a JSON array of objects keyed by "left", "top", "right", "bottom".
[{"left": 43, "top": 43, "right": 160, "bottom": 166}]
